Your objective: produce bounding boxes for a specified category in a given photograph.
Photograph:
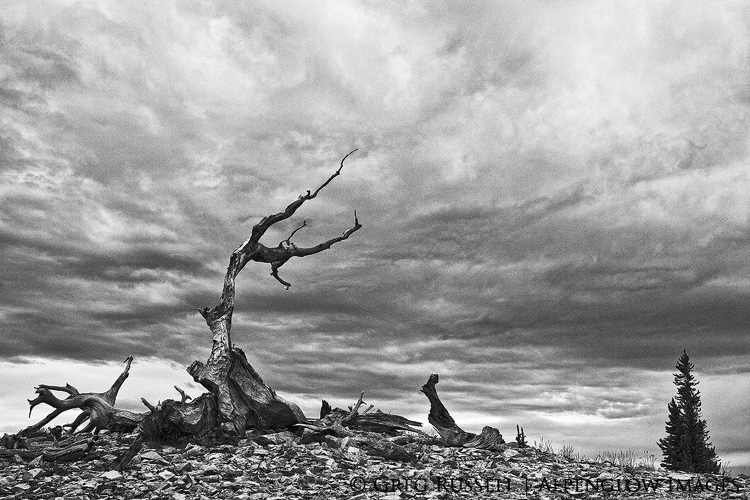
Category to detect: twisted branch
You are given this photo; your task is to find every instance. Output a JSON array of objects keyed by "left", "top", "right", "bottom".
[{"left": 199, "top": 150, "right": 362, "bottom": 323}]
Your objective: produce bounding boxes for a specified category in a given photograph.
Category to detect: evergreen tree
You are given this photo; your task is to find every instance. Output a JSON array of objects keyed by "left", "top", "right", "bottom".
[{"left": 658, "top": 350, "right": 720, "bottom": 473}]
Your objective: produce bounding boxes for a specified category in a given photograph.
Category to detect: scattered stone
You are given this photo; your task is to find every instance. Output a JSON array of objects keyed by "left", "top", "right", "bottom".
[
  {"left": 158, "top": 470, "right": 175, "bottom": 481},
  {"left": 325, "top": 435, "right": 342, "bottom": 449},
  {"left": 140, "top": 450, "right": 169, "bottom": 464},
  {"left": 11, "top": 483, "right": 30, "bottom": 493},
  {"left": 100, "top": 470, "right": 122, "bottom": 480},
  {"left": 669, "top": 472, "right": 693, "bottom": 481},
  {"left": 22, "top": 468, "right": 43, "bottom": 480},
  {"left": 0, "top": 430, "right": 745, "bottom": 500}
]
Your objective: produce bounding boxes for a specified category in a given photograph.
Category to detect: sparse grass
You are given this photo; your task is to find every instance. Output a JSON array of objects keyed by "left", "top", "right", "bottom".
[
  {"left": 721, "top": 461, "right": 732, "bottom": 477},
  {"left": 527, "top": 438, "right": 658, "bottom": 471},
  {"left": 594, "top": 449, "right": 658, "bottom": 471},
  {"left": 533, "top": 437, "right": 554, "bottom": 454},
  {"left": 558, "top": 441, "right": 585, "bottom": 462},
  {"left": 638, "top": 451, "right": 657, "bottom": 470},
  {"left": 595, "top": 449, "right": 635, "bottom": 467}
]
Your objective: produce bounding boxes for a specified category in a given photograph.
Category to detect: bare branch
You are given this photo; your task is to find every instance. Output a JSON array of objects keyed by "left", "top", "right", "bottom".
[
  {"left": 174, "top": 386, "right": 192, "bottom": 404},
  {"left": 343, "top": 391, "right": 366, "bottom": 424},
  {"left": 270, "top": 260, "right": 292, "bottom": 290},
  {"left": 310, "top": 149, "right": 358, "bottom": 198},
  {"left": 65, "top": 412, "right": 91, "bottom": 433},
  {"left": 35, "top": 384, "right": 80, "bottom": 397},
  {"left": 282, "top": 220, "right": 307, "bottom": 247},
  {"left": 266, "top": 211, "right": 362, "bottom": 289},
  {"left": 200, "top": 150, "right": 361, "bottom": 323},
  {"left": 141, "top": 398, "right": 158, "bottom": 413},
  {"left": 102, "top": 356, "right": 133, "bottom": 402},
  {"left": 246, "top": 149, "right": 358, "bottom": 248},
  {"left": 287, "top": 211, "right": 361, "bottom": 258}
]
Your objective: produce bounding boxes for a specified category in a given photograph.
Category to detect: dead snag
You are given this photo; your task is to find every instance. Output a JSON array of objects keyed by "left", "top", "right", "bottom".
[
  {"left": 420, "top": 374, "right": 505, "bottom": 450},
  {"left": 190, "top": 151, "right": 361, "bottom": 435},
  {"left": 320, "top": 400, "right": 332, "bottom": 419},
  {"left": 16, "top": 150, "right": 363, "bottom": 444}
]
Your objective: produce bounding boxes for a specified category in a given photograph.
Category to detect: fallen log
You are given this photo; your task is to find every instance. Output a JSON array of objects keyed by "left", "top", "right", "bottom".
[
  {"left": 297, "top": 392, "right": 424, "bottom": 438},
  {"left": 20, "top": 357, "right": 139, "bottom": 436},
  {"left": 420, "top": 374, "right": 505, "bottom": 450},
  {"left": 0, "top": 437, "right": 94, "bottom": 462},
  {"left": 19, "top": 363, "right": 222, "bottom": 441}
]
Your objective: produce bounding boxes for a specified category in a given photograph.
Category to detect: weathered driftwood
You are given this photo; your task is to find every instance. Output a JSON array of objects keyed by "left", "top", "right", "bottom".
[
  {"left": 20, "top": 357, "right": 144, "bottom": 436},
  {"left": 421, "top": 374, "right": 505, "bottom": 450},
  {"left": 17, "top": 358, "right": 219, "bottom": 442},
  {"left": 297, "top": 392, "right": 423, "bottom": 438}
]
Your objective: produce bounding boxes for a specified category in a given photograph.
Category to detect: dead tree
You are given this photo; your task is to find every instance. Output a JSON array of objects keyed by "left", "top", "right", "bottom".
[
  {"left": 14, "top": 151, "right": 362, "bottom": 440},
  {"left": 421, "top": 374, "right": 505, "bottom": 450},
  {"left": 187, "top": 149, "right": 361, "bottom": 435}
]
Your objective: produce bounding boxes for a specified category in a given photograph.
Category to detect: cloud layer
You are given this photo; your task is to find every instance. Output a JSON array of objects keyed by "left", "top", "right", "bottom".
[{"left": 1, "top": 0, "right": 748, "bottom": 467}]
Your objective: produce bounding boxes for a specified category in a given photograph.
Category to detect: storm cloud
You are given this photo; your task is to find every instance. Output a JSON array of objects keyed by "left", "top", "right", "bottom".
[{"left": 1, "top": 0, "right": 748, "bottom": 469}]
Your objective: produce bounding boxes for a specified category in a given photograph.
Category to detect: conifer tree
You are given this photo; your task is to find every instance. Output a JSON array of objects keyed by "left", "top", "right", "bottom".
[{"left": 658, "top": 351, "right": 720, "bottom": 473}]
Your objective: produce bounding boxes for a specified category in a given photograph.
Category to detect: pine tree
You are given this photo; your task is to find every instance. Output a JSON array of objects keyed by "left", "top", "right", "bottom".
[{"left": 658, "top": 350, "right": 720, "bottom": 473}]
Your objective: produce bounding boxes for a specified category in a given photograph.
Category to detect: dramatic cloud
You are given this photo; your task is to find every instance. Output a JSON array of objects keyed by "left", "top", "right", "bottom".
[{"left": 1, "top": 0, "right": 748, "bottom": 469}]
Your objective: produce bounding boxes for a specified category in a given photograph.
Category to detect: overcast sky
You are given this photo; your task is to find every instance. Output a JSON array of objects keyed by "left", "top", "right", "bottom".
[{"left": 1, "top": 0, "right": 748, "bottom": 469}]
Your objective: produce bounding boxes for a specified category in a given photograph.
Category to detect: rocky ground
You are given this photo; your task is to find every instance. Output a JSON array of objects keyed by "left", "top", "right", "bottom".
[{"left": 0, "top": 430, "right": 747, "bottom": 500}]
